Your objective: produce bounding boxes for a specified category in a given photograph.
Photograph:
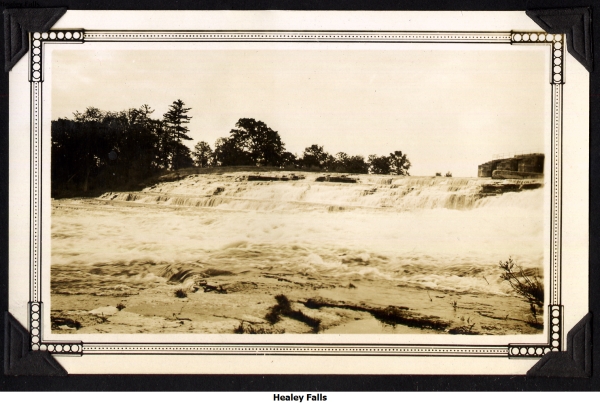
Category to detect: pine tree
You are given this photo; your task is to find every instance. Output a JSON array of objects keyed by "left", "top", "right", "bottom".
[{"left": 163, "top": 99, "right": 193, "bottom": 170}]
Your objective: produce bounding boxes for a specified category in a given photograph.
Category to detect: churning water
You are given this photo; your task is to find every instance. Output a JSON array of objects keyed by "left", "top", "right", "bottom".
[{"left": 51, "top": 173, "right": 544, "bottom": 299}]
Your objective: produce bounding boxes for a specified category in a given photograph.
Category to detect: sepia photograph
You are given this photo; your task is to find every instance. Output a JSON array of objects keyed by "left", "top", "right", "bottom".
[
  {"left": 4, "top": 8, "right": 591, "bottom": 376},
  {"left": 48, "top": 45, "right": 548, "bottom": 336}
]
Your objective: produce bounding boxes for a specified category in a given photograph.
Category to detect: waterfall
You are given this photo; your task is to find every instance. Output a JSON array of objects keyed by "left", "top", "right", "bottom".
[
  {"left": 53, "top": 171, "right": 545, "bottom": 298},
  {"left": 97, "top": 172, "right": 543, "bottom": 213}
]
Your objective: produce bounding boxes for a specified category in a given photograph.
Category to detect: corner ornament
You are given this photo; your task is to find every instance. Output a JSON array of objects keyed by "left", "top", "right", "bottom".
[
  {"left": 4, "top": 312, "right": 68, "bottom": 376},
  {"left": 3, "top": 7, "right": 67, "bottom": 72},
  {"left": 526, "top": 7, "right": 593, "bottom": 72},
  {"left": 29, "top": 30, "right": 84, "bottom": 82},
  {"left": 527, "top": 313, "right": 592, "bottom": 377}
]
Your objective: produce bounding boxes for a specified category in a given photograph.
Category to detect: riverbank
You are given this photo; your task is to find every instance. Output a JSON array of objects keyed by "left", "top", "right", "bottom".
[{"left": 51, "top": 263, "right": 542, "bottom": 335}]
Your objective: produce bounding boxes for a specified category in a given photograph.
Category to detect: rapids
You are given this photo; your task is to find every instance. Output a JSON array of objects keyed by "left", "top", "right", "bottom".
[
  {"left": 99, "top": 175, "right": 539, "bottom": 212},
  {"left": 52, "top": 173, "right": 545, "bottom": 300}
]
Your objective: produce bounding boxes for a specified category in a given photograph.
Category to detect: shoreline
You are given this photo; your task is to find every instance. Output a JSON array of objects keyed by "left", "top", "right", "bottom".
[{"left": 51, "top": 270, "right": 543, "bottom": 335}]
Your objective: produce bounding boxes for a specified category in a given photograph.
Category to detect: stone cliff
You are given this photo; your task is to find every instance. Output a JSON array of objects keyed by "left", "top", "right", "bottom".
[{"left": 478, "top": 153, "right": 544, "bottom": 179}]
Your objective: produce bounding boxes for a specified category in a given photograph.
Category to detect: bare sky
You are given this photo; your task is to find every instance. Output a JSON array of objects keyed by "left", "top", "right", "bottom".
[{"left": 51, "top": 48, "right": 547, "bottom": 177}]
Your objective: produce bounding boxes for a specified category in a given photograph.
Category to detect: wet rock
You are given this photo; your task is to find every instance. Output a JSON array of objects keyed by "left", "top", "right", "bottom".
[
  {"left": 201, "top": 282, "right": 227, "bottom": 293},
  {"left": 51, "top": 311, "right": 108, "bottom": 330},
  {"left": 315, "top": 176, "right": 357, "bottom": 183},
  {"left": 492, "top": 170, "right": 543, "bottom": 180},
  {"left": 51, "top": 316, "right": 82, "bottom": 330},
  {"left": 246, "top": 175, "right": 286, "bottom": 181},
  {"left": 302, "top": 297, "right": 449, "bottom": 331},
  {"left": 480, "top": 181, "right": 543, "bottom": 196}
]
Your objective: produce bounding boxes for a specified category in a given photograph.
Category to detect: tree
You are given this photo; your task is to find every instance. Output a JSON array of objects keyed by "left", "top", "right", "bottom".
[
  {"left": 62, "top": 107, "right": 116, "bottom": 191},
  {"left": 345, "top": 155, "right": 369, "bottom": 174},
  {"left": 213, "top": 136, "right": 253, "bottom": 166},
  {"left": 213, "top": 118, "right": 286, "bottom": 167},
  {"left": 163, "top": 99, "right": 193, "bottom": 170},
  {"left": 171, "top": 142, "right": 195, "bottom": 169},
  {"left": 300, "top": 144, "right": 331, "bottom": 170},
  {"left": 388, "top": 150, "right": 411, "bottom": 176},
  {"left": 193, "top": 141, "right": 213, "bottom": 167},
  {"left": 73, "top": 106, "right": 104, "bottom": 123},
  {"left": 330, "top": 152, "right": 348, "bottom": 172},
  {"left": 51, "top": 104, "right": 173, "bottom": 194},
  {"left": 229, "top": 118, "right": 285, "bottom": 166},
  {"left": 368, "top": 151, "right": 411, "bottom": 175},
  {"left": 368, "top": 154, "right": 391, "bottom": 174},
  {"left": 280, "top": 151, "right": 298, "bottom": 168},
  {"left": 114, "top": 105, "right": 165, "bottom": 181},
  {"left": 163, "top": 99, "right": 192, "bottom": 142},
  {"left": 332, "top": 152, "right": 368, "bottom": 174}
]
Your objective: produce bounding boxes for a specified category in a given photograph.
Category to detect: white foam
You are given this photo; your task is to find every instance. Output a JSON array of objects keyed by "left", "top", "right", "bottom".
[{"left": 54, "top": 174, "right": 544, "bottom": 296}]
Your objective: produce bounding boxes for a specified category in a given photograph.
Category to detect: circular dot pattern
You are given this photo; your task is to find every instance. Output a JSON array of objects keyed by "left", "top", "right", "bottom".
[
  {"left": 508, "top": 306, "right": 562, "bottom": 357},
  {"left": 508, "top": 344, "right": 551, "bottom": 357},
  {"left": 511, "top": 32, "right": 555, "bottom": 43},
  {"left": 29, "top": 31, "right": 84, "bottom": 82},
  {"left": 511, "top": 31, "right": 564, "bottom": 84}
]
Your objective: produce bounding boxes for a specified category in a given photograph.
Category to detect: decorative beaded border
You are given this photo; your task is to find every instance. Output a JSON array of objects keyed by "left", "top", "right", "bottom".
[
  {"left": 82, "top": 344, "right": 509, "bottom": 356},
  {"left": 27, "top": 30, "right": 564, "bottom": 358},
  {"left": 83, "top": 31, "right": 513, "bottom": 43},
  {"left": 29, "top": 31, "right": 84, "bottom": 82},
  {"left": 29, "top": 302, "right": 82, "bottom": 354},
  {"left": 508, "top": 305, "right": 562, "bottom": 358}
]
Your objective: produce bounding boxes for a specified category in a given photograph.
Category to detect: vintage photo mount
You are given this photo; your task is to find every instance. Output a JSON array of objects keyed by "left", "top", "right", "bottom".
[{"left": 3, "top": 8, "right": 592, "bottom": 376}]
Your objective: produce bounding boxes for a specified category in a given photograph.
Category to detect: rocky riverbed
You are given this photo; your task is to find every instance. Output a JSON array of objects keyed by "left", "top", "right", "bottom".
[{"left": 52, "top": 267, "right": 542, "bottom": 335}]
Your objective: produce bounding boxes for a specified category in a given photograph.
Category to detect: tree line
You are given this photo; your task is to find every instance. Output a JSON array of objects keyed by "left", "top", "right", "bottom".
[
  {"left": 51, "top": 100, "right": 410, "bottom": 194},
  {"left": 51, "top": 100, "right": 195, "bottom": 194},
  {"left": 194, "top": 118, "right": 410, "bottom": 175}
]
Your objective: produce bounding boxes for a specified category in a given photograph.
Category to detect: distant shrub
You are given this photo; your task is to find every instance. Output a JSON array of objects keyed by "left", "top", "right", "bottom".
[
  {"left": 174, "top": 289, "right": 187, "bottom": 298},
  {"left": 116, "top": 303, "right": 126, "bottom": 311},
  {"left": 445, "top": 171, "right": 452, "bottom": 177},
  {"left": 435, "top": 172, "right": 442, "bottom": 177},
  {"left": 499, "top": 257, "right": 543, "bottom": 308}
]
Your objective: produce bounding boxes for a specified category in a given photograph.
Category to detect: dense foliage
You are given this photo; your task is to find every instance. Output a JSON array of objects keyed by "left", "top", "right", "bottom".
[
  {"left": 213, "top": 118, "right": 286, "bottom": 166},
  {"left": 51, "top": 101, "right": 193, "bottom": 195},
  {"left": 52, "top": 105, "right": 411, "bottom": 195}
]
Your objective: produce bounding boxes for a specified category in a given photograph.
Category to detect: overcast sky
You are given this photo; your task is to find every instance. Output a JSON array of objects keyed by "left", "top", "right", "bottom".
[{"left": 51, "top": 48, "right": 547, "bottom": 177}]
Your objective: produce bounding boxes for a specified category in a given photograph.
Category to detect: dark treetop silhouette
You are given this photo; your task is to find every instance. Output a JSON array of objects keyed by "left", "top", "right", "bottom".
[{"left": 51, "top": 107, "right": 411, "bottom": 195}]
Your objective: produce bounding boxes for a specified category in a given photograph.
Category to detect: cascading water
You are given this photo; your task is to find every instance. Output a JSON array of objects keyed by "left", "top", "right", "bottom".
[
  {"left": 97, "top": 173, "right": 542, "bottom": 213},
  {"left": 53, "top": 172, "right": 545, "bottom": 300}
]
